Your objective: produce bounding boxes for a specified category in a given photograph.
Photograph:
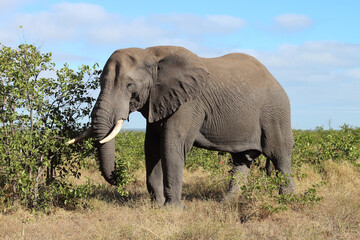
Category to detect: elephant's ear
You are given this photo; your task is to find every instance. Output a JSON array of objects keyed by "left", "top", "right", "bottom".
[{"left": 148, "top": 53, "right": 209, "bottom": 123}]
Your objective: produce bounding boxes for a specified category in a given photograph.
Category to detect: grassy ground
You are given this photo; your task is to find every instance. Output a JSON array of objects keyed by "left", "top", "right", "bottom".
[{"left": 1, "top": 158, "right": 359, "bottom": 239}]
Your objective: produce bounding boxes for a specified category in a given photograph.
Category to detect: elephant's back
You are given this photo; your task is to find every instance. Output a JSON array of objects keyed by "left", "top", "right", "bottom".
[
  {"left": 202, "top": 53, "right": 282, "bottom": 92},
  {"left": 201, "top": 53, "right": 289, "bottom": 112}
]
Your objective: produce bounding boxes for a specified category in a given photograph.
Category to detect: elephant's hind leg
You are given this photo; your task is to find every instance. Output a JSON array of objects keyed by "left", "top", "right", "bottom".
[
  {"left": 269, "top": 154, "right": 296, "bottom": 194},
  {"left": 227, "top": 150, "right": 261, "bottom": 196},
  {"left": 261, "top": 124, "right": 296, "bottom": 194}
]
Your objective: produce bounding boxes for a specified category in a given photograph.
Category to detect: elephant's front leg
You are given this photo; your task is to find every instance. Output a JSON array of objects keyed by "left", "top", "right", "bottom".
[
  {"left": 145, "top": 124, "right": 165, "bottom": 205},
  {"left": 160, "top": 117, "right": 197, "bottom": 206},
  {"left": 161, "top": 136, "right": 186, "bottom": 206}
]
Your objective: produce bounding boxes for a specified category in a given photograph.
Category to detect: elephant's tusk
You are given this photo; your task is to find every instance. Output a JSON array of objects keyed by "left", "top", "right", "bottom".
[
  {"left": 66, "top": 127, "right": 93, "bottom": 144},
  {"left": 99, "top": 119, "right": 124, "bottom": 144}
]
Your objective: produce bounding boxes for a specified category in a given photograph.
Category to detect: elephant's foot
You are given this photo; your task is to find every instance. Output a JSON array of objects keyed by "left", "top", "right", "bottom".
[
  {"left": 278, "top": 175, "right": 296, "bottom": 195},
  {"left": 150, "top": 196, "right": 165, "bottom": 207},
  {"left": 164, "top": 198, "right": 184, "bottom": 209}
]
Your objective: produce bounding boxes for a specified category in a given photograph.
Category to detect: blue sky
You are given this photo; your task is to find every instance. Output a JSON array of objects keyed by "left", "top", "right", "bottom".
[{"left": 1, "top": 0, "right": 359, "bottom": 129}]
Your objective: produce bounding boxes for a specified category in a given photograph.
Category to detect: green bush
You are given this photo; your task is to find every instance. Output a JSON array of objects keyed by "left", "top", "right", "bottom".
[
  {"left": 0, "top": 43, "right": 100, "bottom": 211},
  {"left": 115, "top": 131, "right": 145, "bottom": 171},
  {"left": 234, "top": 167, "right": 324, "bottom": 222},
  {"left": 186, "top": 149, "right": 230, "bottom": 173},
  {"left": 113, "top": 131, "right": 145, "bottom": 196},
  {"left": 292, "top": 125, "right": 360, "bottom": 171}
]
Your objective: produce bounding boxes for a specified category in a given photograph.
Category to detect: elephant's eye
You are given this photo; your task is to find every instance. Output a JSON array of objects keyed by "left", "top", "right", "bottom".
[{"left": 127, "top": 82, "right": 134, "bottom": 89}]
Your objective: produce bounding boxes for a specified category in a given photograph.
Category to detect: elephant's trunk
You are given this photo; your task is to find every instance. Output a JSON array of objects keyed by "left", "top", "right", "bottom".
[
  {"left": 92, "top": 118, "right": 118, "bottom": 185},
  {"left": 66, "top": 124, "right": 117, "bottom": 185},
  {"left": 96, "top": 120, "right": 124, "bottom": 185},
  {"left": 91, "top": 90, "right": 131, "bottom": 185},
  {"left": 66, "top": 127, "right": 93, "bottom": 144},
  {"left": 96, "top": 139, "right": 117, "bottom": 185},
  {"left": 91, "top": 96, "right": 119, "bottom": 185}
]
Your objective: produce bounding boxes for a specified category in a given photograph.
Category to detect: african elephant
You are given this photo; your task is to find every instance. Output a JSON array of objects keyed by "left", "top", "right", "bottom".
[{"left": 69, "top": 46, "right": 295, "bottom": 206}]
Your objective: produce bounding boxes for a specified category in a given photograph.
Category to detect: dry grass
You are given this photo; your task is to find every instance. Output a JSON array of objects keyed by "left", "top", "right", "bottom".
[{"left": 1, "top": 160, "right": 360, "bottom": 240}]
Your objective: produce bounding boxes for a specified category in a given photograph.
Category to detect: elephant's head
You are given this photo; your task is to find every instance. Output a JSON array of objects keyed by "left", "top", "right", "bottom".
[{"left": 69, "top": 46, "right": 209, "bottom": 185}]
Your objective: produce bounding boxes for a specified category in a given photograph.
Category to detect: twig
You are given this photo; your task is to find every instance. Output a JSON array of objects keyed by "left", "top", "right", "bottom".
[{"left": 139, "top": 226, "right": 160, "bottom": 238}]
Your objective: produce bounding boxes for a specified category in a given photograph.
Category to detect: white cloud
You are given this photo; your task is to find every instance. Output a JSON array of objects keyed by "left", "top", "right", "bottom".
[
  {"left": 344, "top": 68, "right": 360, "bottom": 79},
  {"left": 272, "top": 14, "right": 313, "bottom": 32},
  {"left": 1, "top": 3, "right": 245, "bottom": 47},
  {"left": 52, "top": 2, "right": 110, "bottom": 24},
  {"left": 88, "top": 16, "right": 166, "bottom": 45},
  {"left": 11, "top": 2, "right": 111, "bottom": 43},
  {"left": 241, "top": 41, "right": 360, "bottom": 81},
  {"left": 16, "top": 12, "right": 75, "bottom": 41},
  {"left": 207, "top": 15, "right": 246, "bottom": 31},
  {"left": 152, "top": 14, "right": 246, "bottom": 36},
  {"left": 0, "top": 0, "right": 31, "bottom": 10}
]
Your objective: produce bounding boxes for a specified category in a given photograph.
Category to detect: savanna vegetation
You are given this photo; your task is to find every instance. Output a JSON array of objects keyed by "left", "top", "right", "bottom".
[{"left": 1, "top": 43, "right": 360, "bottom": 239}]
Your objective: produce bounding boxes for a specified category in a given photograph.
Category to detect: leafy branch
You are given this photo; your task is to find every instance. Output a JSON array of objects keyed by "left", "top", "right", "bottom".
[{"left": 0, "top": 43, "right": 100, "bottom": 211}]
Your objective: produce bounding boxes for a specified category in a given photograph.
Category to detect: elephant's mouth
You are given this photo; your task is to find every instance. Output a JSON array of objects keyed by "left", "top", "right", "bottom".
[{"left": 67, "top": 119, "right": 124, "bottom": 144}]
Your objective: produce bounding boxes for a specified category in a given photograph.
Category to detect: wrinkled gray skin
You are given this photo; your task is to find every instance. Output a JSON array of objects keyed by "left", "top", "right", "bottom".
[{"left": 91, "top": 46, "right": 295, "bottom": 206}]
